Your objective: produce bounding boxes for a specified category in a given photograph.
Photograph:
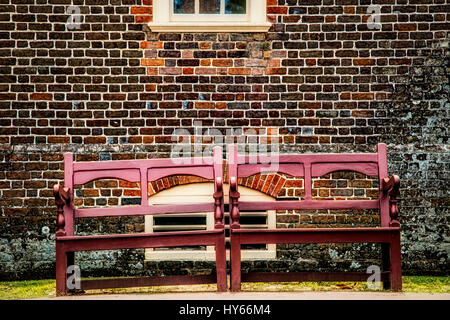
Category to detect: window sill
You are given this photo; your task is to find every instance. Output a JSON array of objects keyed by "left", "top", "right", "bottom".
[{"left": 148, "top": 22, "right": 272, "bottom": 33}]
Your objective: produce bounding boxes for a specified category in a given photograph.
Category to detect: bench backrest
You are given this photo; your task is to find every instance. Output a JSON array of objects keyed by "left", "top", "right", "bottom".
[
  {"left": 62, "top": 147, "right": 223, "bottom": 236},
  {"left": 227, "top": 143, "right": 391, "bottom": 227}
]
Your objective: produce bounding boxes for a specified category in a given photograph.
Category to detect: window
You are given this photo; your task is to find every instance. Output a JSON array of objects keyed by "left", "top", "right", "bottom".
[
  {"left": 145, "top": 183, "right": 276, "bottom": 261},
  {"left": 149, "top": 0, "right": 271, "bottom": 32}
]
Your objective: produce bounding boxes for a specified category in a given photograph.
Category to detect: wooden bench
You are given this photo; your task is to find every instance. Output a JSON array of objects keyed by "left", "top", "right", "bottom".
[
  {"left": 53, "top": 146, "right": 226, "bottom": 295},
  {"left": 227, "top": 143, "right": 402, "bottom": 292}
]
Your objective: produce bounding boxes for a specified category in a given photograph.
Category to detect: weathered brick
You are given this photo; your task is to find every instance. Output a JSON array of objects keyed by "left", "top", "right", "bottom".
[{"left": 0, "top": 0, "right": 446, "bottom": 280}]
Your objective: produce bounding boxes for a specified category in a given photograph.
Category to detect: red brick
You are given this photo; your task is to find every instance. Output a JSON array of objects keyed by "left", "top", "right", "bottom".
[
  {"left": 135, "top": 15, "right": 152, "bottom": 23},
  {"left": 141, "top": 58, "right": 164, "bottom": 66},
  {"left": 228, "top": 68, "right": 251, "bottom": 75},
  {"left": 84, "top": 136, "right": 107, "bottom": 144},
  {"left": 351, "top": 93, "right": 374, "bottom": 100},
  {"left": 394, "top": 23, "right": 417, "bottom": 31},
  {"left": 124, "top": 189, "right": 141, "bottom": 197},
  {"left": 265, "top": 67, "right": 287, "bottom": 75},
  {"left": 130, "top": 6, "right": 152, "bottom": 15},
  {"left": 47, "top": 136, "right": 70, "bottom": 144},
  {"left": 195, "top": 102, "right": 215, "bottom": 109},
  {"left": 267, "top": 6, "right": 288, "bottom": 15},
  {"left": 140, "top": 41, "right": 163, "bottom": 49},
  {"left": 212, "top": 59, "right": 233, "bottom": 67},
  {"left": 353, "top": 58, "right": 376, "bottom": 66},
  {"left": 30, "top": 93, "right": 52, "bottom": 100},
  {"left": 83, "top": 189, "right": 99, "bottom": 197}
]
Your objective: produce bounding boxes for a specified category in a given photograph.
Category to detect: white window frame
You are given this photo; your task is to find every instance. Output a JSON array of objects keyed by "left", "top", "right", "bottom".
[
  {"left": 144, "top": 183, "right": 276, "bottom": 261},
  {"left": 170, "top": 0, "right": 248, "bottom": 22},
  {"left": 149, "top": 0, "right": 271, "bottom": 32}
]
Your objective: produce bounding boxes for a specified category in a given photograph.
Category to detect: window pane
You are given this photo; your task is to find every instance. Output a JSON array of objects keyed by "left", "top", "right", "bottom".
[
  {"left": 225, "top": 0, "right": 246, "bottom": 14},
  {"left": 153, "top": 216, "right": 206, "bottom": 226},
  {"left": 174, "top": 0, "right": 195, "bottom": 14},
  {"left": 199, "top": 0, "right": 220, "bottom": 14}
]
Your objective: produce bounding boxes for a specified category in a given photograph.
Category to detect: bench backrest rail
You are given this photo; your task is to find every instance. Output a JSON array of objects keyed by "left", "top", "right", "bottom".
[
  {"left": 228, "top": 143, "right": 392, "bottom": 228},
  {"left": 61, "top": 146, "right": 223, "bottom": 236}
]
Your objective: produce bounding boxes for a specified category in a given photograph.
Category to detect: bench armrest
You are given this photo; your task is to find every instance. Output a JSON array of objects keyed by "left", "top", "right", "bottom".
[
  {"left": 214, "top": 177, "right": 224, "bottom": 229},
  {"left": 229, "top": 176, "right": 241, "bottom": 229},
  {"left": 382, "top": 175, "right": 400, "bottom": 227},
  {"left": 53, "top": 184, "right": 71, "bottom": 236}
]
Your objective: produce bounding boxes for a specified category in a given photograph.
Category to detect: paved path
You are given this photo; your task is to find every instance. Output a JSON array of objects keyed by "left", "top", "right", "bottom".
[{"left": 42, "top": 291, "right": 450, "bottom": 300}]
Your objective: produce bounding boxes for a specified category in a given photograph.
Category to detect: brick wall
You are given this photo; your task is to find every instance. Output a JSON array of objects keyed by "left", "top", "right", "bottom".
[{"left": 0, "top": 0, "right": 448, "bottom": 279}]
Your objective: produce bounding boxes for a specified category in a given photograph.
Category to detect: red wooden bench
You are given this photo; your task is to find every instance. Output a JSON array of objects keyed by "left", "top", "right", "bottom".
[
  {"left": 53, "top": 146, "right": 226, "bottom": 295},
  {"left": 227, "top": 143, "right": 402, "bottom": 291}
]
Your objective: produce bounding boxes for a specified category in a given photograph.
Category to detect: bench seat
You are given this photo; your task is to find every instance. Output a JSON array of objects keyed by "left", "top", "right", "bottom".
[
  {"left": 232, "top": 226, "right": 400, "bottom": 243},
  {"left": 56, "top": 230, "right": 223, "bottom": 252}
]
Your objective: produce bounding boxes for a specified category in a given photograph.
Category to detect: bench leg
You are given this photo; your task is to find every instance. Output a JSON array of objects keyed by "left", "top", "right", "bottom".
[
  {"left": 390, "top": 234, "right": 402, "bottom": 292},
  {"left": 55, "top": 242, "right": 68, "bottom": 296},
  {"left": 215, "top": 235, "right": 227, "bottom": 292},
  {"left": 230, "top": 234, "right": 241, "bottom": 292}
]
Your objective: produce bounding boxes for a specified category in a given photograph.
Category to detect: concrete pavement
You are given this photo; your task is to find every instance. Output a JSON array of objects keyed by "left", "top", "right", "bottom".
[{"left": 41, "top": 291, "right": 450, "bottom": 300}]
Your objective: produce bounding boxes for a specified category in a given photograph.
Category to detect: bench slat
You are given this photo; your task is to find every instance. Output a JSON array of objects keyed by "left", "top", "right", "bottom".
[
  {"left": 74, "top": 167, "right": 214, "bottom": 186},
  {"left": 311, "top": 162, "right": 378, "bottom": 177},
  {"left": 238, "top": 199, "right": 379, "bottom": 211},
  {"left": 73, "top": 156, "right": 215, "bottom": 171},
  {"left": 80, "top": 275, "right": 217, "bottom": 291},
  {"left": 58, "top": 229, "right": 221, "bottom": 241},
  {"left": 56, "top": 230, "right": 221, "bottom": 252},
  {"left": 241, "top": 271, "right": 390, "bottom": 283},
  {"left": 237, "top": 153, "right": 379, "bottom": 165},
  {"left": 75, "top": 203, "right": 215, "bottom": 218},
  {"left": 148, "top": 166, "right": 214, "bottom": 181},
  {"left": 237, "top": 162, "right": 379, "bottom": 178},
  {"left": 74, "top": 168, "right": 141, "bottom": 185},
  {"left": 231, "top": 227, "right": 399, "bottom": 245}
]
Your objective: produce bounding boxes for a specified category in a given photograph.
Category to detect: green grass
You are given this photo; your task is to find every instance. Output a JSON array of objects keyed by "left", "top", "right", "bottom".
[
  {"left": 0, "top": 279, "right": 56, "bottom": 300},
  {"left": 402, "top": 276, "right": 450, "bottom": 293},
  {"left": 243, "top": 276, "right": 450, "bottom": 293},
  {"left": 0, "top": 276, "right": 448, "bottom": 300}
]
